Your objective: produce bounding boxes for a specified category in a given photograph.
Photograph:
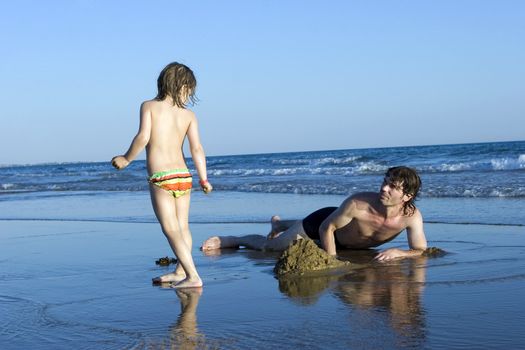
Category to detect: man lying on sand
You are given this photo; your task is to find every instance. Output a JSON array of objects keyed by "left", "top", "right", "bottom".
[{"left": 201, "top": 166, "right": 428, "bottom": 262}]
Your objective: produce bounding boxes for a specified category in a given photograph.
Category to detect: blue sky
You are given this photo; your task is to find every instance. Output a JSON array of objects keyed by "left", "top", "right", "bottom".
[{"left": 1, "top": 0, "right": 524, "bottom": 164}]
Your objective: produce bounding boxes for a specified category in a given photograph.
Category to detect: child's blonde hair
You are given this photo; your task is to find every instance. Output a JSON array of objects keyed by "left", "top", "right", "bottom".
[{"left": 156, "top": 62, "right": 197, "bottom": 108}]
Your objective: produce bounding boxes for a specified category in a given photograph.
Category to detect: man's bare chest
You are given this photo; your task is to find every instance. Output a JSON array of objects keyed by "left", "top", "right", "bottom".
[{"left": 336, "top": 215, "right": 405, "bottom": 247}]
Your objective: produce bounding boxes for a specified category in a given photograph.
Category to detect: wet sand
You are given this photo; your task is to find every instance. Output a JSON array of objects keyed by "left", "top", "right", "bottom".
[{"left": 1, "top": 192, "right": 525, "bottom": 349}]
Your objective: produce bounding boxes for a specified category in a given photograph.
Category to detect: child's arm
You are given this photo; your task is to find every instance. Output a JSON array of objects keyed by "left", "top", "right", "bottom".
[
  {"left": 112, "top": 103, "right": 152, "bottom": 170},
  {"left": 186, "top": 114, "right": 213, "bottom": 193}
]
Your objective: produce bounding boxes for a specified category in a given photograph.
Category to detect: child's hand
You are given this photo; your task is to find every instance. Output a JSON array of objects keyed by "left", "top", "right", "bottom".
[
  {"left": 199, "top": 179, "right": 213, "bottom": 194},
  {"left": 111, "top": 156, "right": 129, "bottom": 170}
]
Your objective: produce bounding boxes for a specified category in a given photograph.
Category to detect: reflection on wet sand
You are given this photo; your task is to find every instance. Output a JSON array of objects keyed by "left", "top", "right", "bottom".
[
  {"left": 279, "top": 250, "right": 428, "bottom": 343},
  {"left": 202, "top": 246, "right": 429, "bottom": 345},
  {"left": 156, "top": 289, "right": 208, "bottom": 350}
]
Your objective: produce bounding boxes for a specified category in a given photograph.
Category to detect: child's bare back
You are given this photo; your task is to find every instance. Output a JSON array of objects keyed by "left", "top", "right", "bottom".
[{"left": 144, "top": 98, "right": 197, "bottom": 173}]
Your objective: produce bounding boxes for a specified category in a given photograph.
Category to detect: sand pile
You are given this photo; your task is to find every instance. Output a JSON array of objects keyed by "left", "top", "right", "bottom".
[{"left": 274, "top": 239, "right": 350, "bottom": 276}]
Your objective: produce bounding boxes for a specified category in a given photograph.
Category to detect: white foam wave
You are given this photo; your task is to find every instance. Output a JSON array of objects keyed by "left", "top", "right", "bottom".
[
  {"left": 419, "top": 155, "right": 525, "bottom": 173},
  {"left": 271, "top": 159, "right": 310, "bottom": 165},
  {"left": 1, "top": 183, "right": 15, "bottom": 190},
  {"left": 272, "top": 156, "right": 361, "bottom": 166},
  {"left": 491, "top": 156, "right": 525, "bottom": 170},
  {"left": 313, "top": 156, "right": 361, "bottom": 166},
  {"left": 209, "top": 168, "right": 302, "bottom": 176},
  {"left": 209, "top": 167, "right": 347, "bottom": 177},
  {"left": 438, "top": 163, "right": 473, "bottom": 172},
  {"left": 354, "top": 162, "right": 388, "bottom": 174}
]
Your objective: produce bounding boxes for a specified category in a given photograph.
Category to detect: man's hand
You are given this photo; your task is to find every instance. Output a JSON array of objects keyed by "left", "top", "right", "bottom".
[
  {"left": 374, "top": 247, "right": 425, "bottom": 262},
  {"left": 111, "top": 156, "right": 129, "bottom": 170},
  {"left": 374, "top": 248, "right": 405, "bottom": 262}
]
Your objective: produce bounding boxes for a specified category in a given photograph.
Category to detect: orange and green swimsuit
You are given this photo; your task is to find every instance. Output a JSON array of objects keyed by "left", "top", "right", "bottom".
[{"left": 148, "top": 169, "right": 192, "bottom": 198}]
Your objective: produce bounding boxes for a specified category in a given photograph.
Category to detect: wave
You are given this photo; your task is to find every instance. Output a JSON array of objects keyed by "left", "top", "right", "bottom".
[
  {"left": 491, "top": 154, "right": 525, "bottom": 170},
  {"left": 1, "top": 217, "right": 524, "bottom": 228},
  {"left": 272, "top": 156, "right": 362, "bottom": 166},
  {"left": 2, "top": 182, "right": 524, "bottom": 198},
  {"left": 207, "top": 157, "right": 525, "bottom": 177},
  {"left": 2, "top": 142, "right": 524, "bottom": 198},
  {"left": 418, "top": 155, "right": 525, "bottom": 173},
  {"left": 209, "top": 184, "right": 525, "bottom": 198}
]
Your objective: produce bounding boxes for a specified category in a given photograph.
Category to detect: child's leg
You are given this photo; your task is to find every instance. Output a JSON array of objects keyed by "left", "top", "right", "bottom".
[
  {"left": 169, "top": 193, "right": 193, "bottom": 279},
  {"left": 150, "top": 185, "right": 186, "bottom": 283},
  {"left": 174, "top": 193, "right": 193, "bottom": 260},
  {"left": 149, "top": 185, "right": 202, "bottom": 288},
  {"left": 172, "top": 192, "right": 202, "bottom": 288}
]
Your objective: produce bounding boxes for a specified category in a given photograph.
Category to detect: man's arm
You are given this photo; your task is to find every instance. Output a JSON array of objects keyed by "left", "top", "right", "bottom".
[
  {"left": 375, "top": 210, "right": 427, "bottom": 262},
  {"left": 112, "top": 103, "right": 152, "bottom": 169},
  {"left": 318, "top": 198, "right": 355, "bottom": 256}
]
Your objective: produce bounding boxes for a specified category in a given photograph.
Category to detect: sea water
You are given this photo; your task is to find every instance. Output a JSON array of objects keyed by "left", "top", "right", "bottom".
[
  {"left": 1, "top": 140, "right": 524, "bottom": 225},
  {"left": 1, "top": 141, "right": 525, "bottom": 350}
]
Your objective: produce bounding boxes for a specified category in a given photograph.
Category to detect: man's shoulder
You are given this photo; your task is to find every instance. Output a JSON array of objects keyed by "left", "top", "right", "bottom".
[
  {"left": 341, "top": 192, "right": 377, "bottom": 211},
  {"left": 404, "top": 207, "right": 423, "bottom": 228},
  {"left": 408, "top": 207, "right": 423, "bottom": 220},
  {"left": 346, "top": 192, "right": 378, "bottom": 203}
]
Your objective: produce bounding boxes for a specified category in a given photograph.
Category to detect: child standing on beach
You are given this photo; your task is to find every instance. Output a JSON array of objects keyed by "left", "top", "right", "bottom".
[{"left": 112, "top": 62, "right": 213, "bottom": 288}]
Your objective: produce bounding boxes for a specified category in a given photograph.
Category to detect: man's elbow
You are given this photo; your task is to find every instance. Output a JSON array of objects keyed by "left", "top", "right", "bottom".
[
  {"left": 318, "top": 222, "right": 329, "bottom": 236},
  {"left": 411, "top": 243, "right": 427, "bottom": 252},
  {"left": 318, "top": 222, "right": 335, "bottom": 240}
]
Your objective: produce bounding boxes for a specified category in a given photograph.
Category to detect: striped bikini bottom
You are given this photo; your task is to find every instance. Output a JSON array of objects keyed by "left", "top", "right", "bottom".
[{"left": 148, "top": 169, "right": 192, "bottom": 198}]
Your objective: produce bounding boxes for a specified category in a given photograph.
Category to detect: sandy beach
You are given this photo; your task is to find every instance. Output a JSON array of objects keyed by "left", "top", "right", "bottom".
[
  {"left": 1, "top": 191, "right": 525, "bottom": 349},
  {"left": 2, "top": 0, "right": 523, "bottom": 345}
]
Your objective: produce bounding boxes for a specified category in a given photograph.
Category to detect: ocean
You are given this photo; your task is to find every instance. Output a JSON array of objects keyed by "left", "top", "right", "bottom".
[
  {"left": 2, "top": 141, "right": 524, "bottom": 197},
  {"left": 1, "top": 140, "right": 524, "bottom": 225},
  {"left": 2, "top": 141, "right": 525, "bottom": 349}
]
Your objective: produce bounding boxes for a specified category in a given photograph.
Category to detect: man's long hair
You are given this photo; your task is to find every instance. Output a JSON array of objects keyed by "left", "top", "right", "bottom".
[
  {"left": 386, "top": 166, "right": 421, "bottom": 216},
  {"left": 156, "top": 62, "right": 197, "bottom": 108}
]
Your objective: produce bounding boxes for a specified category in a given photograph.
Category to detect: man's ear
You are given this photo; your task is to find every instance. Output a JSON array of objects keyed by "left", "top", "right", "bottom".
[{"left": 402, "top": 193, "right": 413, "bottom": 203}]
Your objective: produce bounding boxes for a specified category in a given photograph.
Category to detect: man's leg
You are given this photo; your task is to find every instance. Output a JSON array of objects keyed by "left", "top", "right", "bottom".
[
  {"left": 201, "top": 220, "right": 308, "bottom": 252},
  {"left": 268, "top": 216, "right": 300, "bottom": 239}
]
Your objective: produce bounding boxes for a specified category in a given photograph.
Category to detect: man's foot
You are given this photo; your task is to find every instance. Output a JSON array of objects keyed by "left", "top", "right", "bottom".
[
  {"left": 201, "top": 236, "right": 222, "bottom": 250},
  {"left": 267, "top": 215, "right": 282, "bottom": 239},
  {"left": 171, "top": 277, "right": 203, "bottom": 289},
  {"left": 200, "top": 236, "right": 239, "bottom": 250},
  {"left": 152, "top": 272, "right": 186, "bottom": 284}
]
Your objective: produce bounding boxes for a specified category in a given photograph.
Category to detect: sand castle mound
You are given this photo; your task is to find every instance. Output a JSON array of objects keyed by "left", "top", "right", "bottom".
[{"left": 274, "top": 239, "right": 350, "bottom": 276}]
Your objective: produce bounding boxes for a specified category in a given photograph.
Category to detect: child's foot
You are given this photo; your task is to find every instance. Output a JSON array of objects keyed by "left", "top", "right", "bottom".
[
  {"left": 171, "top": 277, "right": 203, "bottom": 289},
  {"left": 152, "top": 272, "right": 186, "bottom": 284},
  {"left": 267, "top": 215, "right": 282, "bottom": 239}
]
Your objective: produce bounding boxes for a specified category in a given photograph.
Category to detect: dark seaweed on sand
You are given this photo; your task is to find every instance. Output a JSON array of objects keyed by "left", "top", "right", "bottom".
[{"left": 155, "top": 256, "right": 178, "bottom": 266}]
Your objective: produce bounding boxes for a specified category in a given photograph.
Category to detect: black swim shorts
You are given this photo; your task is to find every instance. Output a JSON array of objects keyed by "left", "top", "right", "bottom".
[{"left": 301, "top": 207, "right": 338, "bottom": 240}]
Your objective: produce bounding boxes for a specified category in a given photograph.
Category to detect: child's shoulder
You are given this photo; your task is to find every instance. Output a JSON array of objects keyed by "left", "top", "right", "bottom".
[
  {"left": 141, "top": 99, "right": 161, "bottom": 109},
  {"left": 141, "top": 100, "right": 196, "bottom": 122}
]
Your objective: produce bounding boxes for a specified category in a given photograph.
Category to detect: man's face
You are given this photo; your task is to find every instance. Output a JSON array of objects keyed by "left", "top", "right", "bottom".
[{"left": 379, "top": 176, "right": 411, "bottom": 206}]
